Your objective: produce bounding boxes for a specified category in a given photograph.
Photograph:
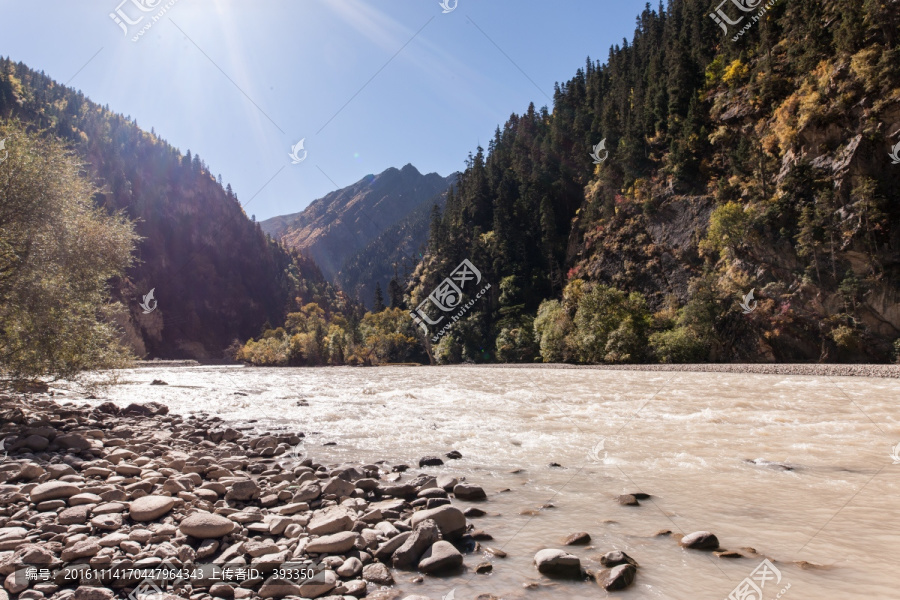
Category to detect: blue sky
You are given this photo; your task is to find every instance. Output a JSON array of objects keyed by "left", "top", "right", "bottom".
[{"left": 0, "top": 0, "right": 652, "bottom": 220}]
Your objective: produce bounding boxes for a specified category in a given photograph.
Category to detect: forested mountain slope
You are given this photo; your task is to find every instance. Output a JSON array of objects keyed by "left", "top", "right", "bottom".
[
  {"left": 0, "top": 58, "right": 344, "bottom": 359},
  {"left": 411, "top": 0, "right": 900, "bottom": 363}
]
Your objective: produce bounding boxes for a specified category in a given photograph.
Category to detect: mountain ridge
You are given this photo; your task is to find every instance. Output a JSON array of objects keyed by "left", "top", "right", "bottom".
[{"left": 262, "top": 163, "right": 457, "bottom": 298}]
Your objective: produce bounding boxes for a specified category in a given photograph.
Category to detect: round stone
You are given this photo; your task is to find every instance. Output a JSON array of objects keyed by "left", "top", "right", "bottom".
[
  {"left": 129, "top": 495, "right": 176, "bottom": 522},
  {"left": 179, "top": 512, "right": 235, "bottom": 538},
  {"left": 30, "top": 481, "right": 80, "bottom": 503}
]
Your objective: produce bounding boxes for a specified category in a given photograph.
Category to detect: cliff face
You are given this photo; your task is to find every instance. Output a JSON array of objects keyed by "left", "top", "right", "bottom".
[
  {"left": 571, "top": 41, "right": 900, "bottom": 362},
  {"left": 262, "top": 164, "right": 455, "bottom": 298}
]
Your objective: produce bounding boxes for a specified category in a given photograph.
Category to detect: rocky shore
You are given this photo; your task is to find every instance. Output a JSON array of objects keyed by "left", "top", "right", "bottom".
[
  {"left": 0, "top": 393, "right": 509, "bottom": 600},
  {"left": 0, "top": 390, "right": 807, "bottom": 600}
]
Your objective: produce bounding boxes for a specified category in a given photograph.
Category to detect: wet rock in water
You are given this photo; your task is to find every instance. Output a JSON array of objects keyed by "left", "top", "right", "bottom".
[
  {"left": 374, "top": 531, "right": 412, "bottom": 561},
  {"left": 150, "top": 379, "right": 168, "bottom": 385},
  {"left": 680, "top": 531, "right": 720, "bottom": 550},
  {"left": 548, "top": 462, "right": 563, "bottom": 468},
  {"left": 179, "top": 511, "right": 235, "bottom": 538},
  {"left": 654, "top": 530, "right": 672, "bottom": 537},
  {"left": 410, "top": 505, "right": 467, "bottom": 540},
  {"left": 362, "top": 561, "right": 394, "bottom": 585},
  {"left": 393, "top": 519, "right": 440, "bottom": 569},
  {"left": 563, "top": 532, "right": 591, "bottom": 545},
  {"left": 484, "top": 546, "right": 507, "bottom": 558},
  {"left": 129, "top": 495, "right": 175, "bottom": 521},
  {"left": 475, "top": 562, "right": 493, "bottom": 574},
  {"left": 596, "top": 563, "right": 637, "bottom": 591},
  {"left": 418, "top": 456, "right": 444, "bottom": 467},
  {"left": 714, "top": 550, "right": 744, "bottom": 558},
  {"left": 600, "top": 550, "right": 638, "bottom": 568},
  {"left": 445, "top": 450, "right": 463, "bottom": 460},
  {"left": 746, "top": 458, "right": 794, "bottom": 471},
  {"left": 464, "top": 507, "right": 487, "bottom": 518},
  {"left": 616, "top": 494, "right": 640, "bottom": 506},
  {"left": 418, "top": 541, "right": 463, "bottom": 574},
  {"left": 436, "top": 475, "right": 458, "bottom": 491},
  {"left": 453, "top": 483, "right": 487, "bottom": 501},
  {"left": 533, "top": 549, "right": 582, "bottom": 578}
]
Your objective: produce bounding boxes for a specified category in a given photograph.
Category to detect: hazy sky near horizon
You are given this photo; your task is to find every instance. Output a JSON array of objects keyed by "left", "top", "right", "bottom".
[{"left": 1, "top": 0, "right": 652, "bottom": 220}]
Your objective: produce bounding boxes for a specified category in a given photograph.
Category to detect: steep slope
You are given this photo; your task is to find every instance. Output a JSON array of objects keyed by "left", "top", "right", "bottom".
[
  {"left": 261, "top": 164, "right": 455, "bottom": 282},
  {"left": 0, "top": 57, "right": 343, "bottom": 359},
  {"left": 411, "top": 0, "right": 900, "bottom": 364},
  {"left": 337, "top": 186, "right": 452, "bottom": 309}
]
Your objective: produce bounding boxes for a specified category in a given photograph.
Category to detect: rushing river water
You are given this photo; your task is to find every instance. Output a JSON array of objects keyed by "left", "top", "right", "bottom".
[{"left": 68, "top": 365, "right": 900, "bottom": 599}]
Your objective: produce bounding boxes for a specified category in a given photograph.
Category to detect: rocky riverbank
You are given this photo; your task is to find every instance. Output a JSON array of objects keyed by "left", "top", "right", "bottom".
[
  {"left": 0, "top": 393, "right": 504, "bottom": 600},
  {"left": 0, "top": 389, "right": 820, "bottom": 599},
  {"left": 476, "top": 362, "right": 900, "bottom": 378}
]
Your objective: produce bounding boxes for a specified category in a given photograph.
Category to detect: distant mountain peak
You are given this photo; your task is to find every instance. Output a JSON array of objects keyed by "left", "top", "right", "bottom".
[{"left": 260, "top": 165, "right": 455, "bottom": 284}]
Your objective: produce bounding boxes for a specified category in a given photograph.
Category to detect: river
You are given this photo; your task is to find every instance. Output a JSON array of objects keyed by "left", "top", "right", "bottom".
[{"left": 70, "top": 364, "right": 899, "bottom": 599}]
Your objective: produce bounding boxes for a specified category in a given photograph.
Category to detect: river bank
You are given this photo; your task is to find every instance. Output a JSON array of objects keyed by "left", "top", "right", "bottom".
[
  {"left": 0, "top": 393, "right": 508, "bottom": 600},
  {"left": 3, "top": 365, "right": 898, "bottom": 598}
]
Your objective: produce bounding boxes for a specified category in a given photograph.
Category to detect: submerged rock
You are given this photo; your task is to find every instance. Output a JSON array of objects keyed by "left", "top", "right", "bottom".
[
  {"left": 596, "top": 563, "right": 637, "bottom": 591},
  {"left": 680, "top": 531, "right": 720, "bottom": 550},
  {"left": 534, "top": 549, "right": 582, "bottom": 578}
]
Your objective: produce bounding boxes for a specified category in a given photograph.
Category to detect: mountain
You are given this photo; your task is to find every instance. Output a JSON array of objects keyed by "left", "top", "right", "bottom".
[
  {"left": 411, "top": 0, "right": 900, "bottom": 364},
  {"left": 337, "top": 187, "right": 451, "bottom": 309},
  {"left": 0, "top": 57, "right": 345, "bottom": 360},
  {"left": 261, "top": 164, "right": 456, "bottom": 301}
]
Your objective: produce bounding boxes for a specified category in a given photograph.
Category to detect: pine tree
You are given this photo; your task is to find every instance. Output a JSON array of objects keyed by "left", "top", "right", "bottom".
[
  {"left": 373, "top": 283, "right": 386, "bottom": 312},
  {"left": 388, "top": 278, "right": 404, "bottom": 309}
]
